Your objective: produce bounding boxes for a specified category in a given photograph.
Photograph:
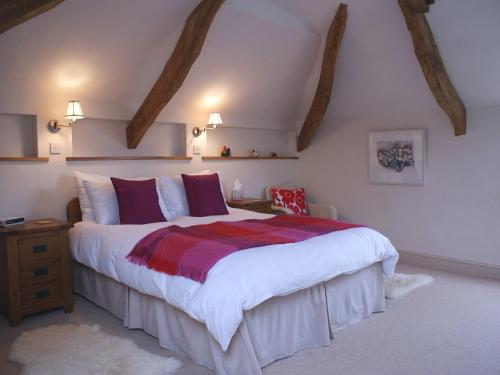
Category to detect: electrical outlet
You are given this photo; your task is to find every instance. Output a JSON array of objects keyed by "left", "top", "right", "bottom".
[
  {"left": 50, "top": 143, "right": 62, "bottom": 155},
  {"left": 193, "top": 145, "right": 201, "bottom": 155}
]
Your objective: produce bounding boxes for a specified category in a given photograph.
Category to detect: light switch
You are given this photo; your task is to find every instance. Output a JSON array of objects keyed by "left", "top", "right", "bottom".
[
  {"left": 193, "top": 145, "right": 201, "bottom": 155},
  {"left": 50, "top": 143, "right": 62, "bottom": 155}
]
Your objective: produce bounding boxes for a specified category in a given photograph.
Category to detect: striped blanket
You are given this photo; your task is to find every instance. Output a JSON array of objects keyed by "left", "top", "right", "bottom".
[{"left": 126, "top": 215, "right": 362, "bottom": 283}]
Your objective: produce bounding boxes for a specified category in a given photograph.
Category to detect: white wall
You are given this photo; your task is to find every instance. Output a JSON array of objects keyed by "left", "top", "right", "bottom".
[
  {"left": 72, "top": 119, "right": 186, "bottom": 157},
  {"left": 0, "top": 0, "right": 319, "bottom": 135},
  {"left": 0, "top": 0, "right": 499, "bottom": 270},
  {"left": 0, "top": 0, "right": 306, "bottom": 221},
  {"left": 294, "top": 0, "right": 500, "bottom": 268},
  {"left": 0, "top": 110, "right": 299, "bottom": 221},
  {"left": 298, "top": 105, "right": 500, "bottom": 267},
  {"left": 0, "top": 114, "right": 36, "bottom": 156},
  {"left": 0, "top": 157, "right": 299, "bottom": 220},
  {"left": 206, "top": 127, "right": 296, "bottom": 157}
]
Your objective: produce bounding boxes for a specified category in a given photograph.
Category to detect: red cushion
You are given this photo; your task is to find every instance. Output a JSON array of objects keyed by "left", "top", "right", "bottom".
[
  {"left": 181, "top": 173, "right": 229, "bottom": 217},
  {"left": 111, "top": 178, "right": 166, "bottom": 224},
  {"left": 270, "top": 187, "right": 307, "bottom": 216}
]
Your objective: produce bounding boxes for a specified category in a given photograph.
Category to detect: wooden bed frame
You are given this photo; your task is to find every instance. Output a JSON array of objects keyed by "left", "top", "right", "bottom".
[{"left": 67, "top": 198, "right": 82, "bottom": 224}]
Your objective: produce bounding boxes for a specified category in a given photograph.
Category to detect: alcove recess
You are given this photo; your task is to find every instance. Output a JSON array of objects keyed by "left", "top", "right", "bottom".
[
  {"left": 204, "top": 126, "right": 298, "bottom": 160},
  {"left": 67, "top": 118, "right": 191, "bottom": 161},
  {"left": 0, "top": 113, "right": 47, "bottom": 161}
]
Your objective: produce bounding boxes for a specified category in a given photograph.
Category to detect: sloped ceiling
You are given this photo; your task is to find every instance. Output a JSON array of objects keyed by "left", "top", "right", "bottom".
[
  {"left": 290, "top": 0, "right": 500, "bottom": 122},
  {"left": 0, "top": 0, "right": 499, "bottom": 130},
  {"left": 0, "top": 0, "right": 319, "bottom": 128}
]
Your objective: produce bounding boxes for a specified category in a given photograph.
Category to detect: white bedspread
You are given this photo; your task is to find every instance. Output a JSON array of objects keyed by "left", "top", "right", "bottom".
[{"left": 70, "top": 208, "right": 398, "bottom": 351}]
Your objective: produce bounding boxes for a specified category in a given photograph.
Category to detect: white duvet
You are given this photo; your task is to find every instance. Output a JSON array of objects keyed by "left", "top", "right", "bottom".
[{"left": 70, "top": 208, "right": 398, "bottom": 351}]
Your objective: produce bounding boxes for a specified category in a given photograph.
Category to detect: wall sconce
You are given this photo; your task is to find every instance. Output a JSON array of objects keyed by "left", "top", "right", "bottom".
[
  {"left": 192, "top": 112, "right": 223, "bottom": 137},
  {"left": 48, "top": 100, "right": 85, "bottom": 133}
]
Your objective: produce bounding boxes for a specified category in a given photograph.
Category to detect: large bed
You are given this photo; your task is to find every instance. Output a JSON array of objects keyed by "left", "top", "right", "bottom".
[{"left": 67, "top": 198, "right": 398, "bottom": 375}]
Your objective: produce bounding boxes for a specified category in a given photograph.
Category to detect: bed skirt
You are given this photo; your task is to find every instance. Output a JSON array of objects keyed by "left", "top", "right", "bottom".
[{"left": 73, "top": 262, "right": 385, "bottom": 375}]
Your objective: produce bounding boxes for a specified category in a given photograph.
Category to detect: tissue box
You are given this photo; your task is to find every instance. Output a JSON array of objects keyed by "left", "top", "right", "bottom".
[{"left": 231, "top": 190, "right": 243, "bottom": 201}]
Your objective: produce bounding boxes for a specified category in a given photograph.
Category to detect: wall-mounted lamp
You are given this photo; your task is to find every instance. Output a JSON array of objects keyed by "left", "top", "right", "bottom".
[
  {"left": 48, "top": 100, "right": 85, "bottom": 133},
  {"left": 192, "top": 112, "right": 223, "bottom": 137}
]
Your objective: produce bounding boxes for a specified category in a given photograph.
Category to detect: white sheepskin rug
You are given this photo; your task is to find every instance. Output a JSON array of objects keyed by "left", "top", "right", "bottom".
[
  {"left": 9, "top": 324, "right": 182, "bottom": 375},
  {"left": 385, "top": 273, "right": 434, "bottom": 299}
]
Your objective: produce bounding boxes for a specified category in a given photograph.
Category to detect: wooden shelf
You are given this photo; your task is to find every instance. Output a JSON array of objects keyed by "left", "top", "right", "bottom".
[
  {"left": 0, "top": 157, "right": 49, "bottom": 162},
  {"left": 202, "top": 156, "right": 299, "bottom": 160},
  {"left": 66, "top": 156, "right": 192, "bottom": 161}
]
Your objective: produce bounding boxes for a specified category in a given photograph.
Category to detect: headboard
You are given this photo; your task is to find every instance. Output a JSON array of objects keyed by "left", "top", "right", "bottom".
[{"left": 67, "top": 198, "right": 82, "bottom": 224}]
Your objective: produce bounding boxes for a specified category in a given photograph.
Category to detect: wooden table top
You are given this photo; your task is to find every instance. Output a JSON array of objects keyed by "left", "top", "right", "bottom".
[
  {"left": 226, "top": 198, "right": 272, "bottom": 205},
  {"left": 0, "top": 219, "right": 73, "bottom": 236}
]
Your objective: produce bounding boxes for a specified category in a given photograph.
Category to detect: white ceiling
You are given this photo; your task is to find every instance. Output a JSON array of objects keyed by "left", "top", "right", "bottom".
[{"left": 0, "top": 0, "right": 498, "bottom": 128}]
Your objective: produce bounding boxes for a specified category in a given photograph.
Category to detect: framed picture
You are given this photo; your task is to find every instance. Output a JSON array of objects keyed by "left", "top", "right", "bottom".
[{"left": 369, "top": 129, "right": 426, "bottom": 185}]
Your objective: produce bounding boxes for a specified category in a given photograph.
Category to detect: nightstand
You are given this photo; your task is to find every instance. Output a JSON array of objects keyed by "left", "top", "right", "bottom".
[
  {"left": 0, "top": 219, "right": 73, "bottom": 326},
  {"left": 226, "top": 198, "right": 273, "bottom": 214}
]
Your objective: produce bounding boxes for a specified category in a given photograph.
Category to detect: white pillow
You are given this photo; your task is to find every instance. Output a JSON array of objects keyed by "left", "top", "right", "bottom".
[
  {"left": 214, "top": 170, "right": 227, "bottom": 201},
  {"left": 83, "top": 180, "right": 119, "bottom": 225},
  {"left": 159, "top": 175, "right": 191, "bottom": 218},
  {"left": 158, "top": 170, "right": 210, "bottom": 218},
  {"left": 159, "top": 170, "right": 230, "bottom": 219},
  {"left": 75, "top": 172, "right": 169, "bottom": 223},
  {"left": 74, "top": 172, "right": 110, "bottom": 222}
]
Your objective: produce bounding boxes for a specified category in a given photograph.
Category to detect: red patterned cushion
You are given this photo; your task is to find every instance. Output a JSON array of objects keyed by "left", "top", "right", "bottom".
[{"left": 270, "top": 187, "right": 307, "bottom": 216}]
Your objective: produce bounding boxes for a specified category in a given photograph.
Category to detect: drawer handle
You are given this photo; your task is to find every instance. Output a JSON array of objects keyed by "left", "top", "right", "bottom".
[
  {"left": 34, "top": 266, "right": 49, "bottom": 277},
  {"left": 33, "top": 244, "right": 48, "bottom": 254},
  {"left": 35, "top": 289, "right": 50, "bottom": 299}
]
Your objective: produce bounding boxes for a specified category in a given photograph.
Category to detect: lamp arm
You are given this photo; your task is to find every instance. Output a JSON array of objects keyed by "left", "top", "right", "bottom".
[
  {"left": 192, "top": 126, "right": 207, "bottom": 137},
  {"left": 47, "top": 120, "right": 74, "bottom": 133}
]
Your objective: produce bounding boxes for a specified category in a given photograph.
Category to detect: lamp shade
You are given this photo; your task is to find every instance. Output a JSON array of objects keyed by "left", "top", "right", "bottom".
[
  {"left": 207, "top": 112, "right": 223, "bottom": 129},
  {"left": 65, "top": 100, "right": 85, "bottom": 122}
]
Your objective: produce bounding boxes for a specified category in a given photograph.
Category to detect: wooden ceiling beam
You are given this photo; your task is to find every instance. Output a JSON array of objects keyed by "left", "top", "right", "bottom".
[
  {"left": 0, "top": 0, "right": 64, "bottom": 35},
  {"left": 297, "top": 3, "right": 348, "bottom": 153},
  {"left": 126, "top": 0, "right": 224, "bottom": 149},
  {"left": 404, "top": 0, "right": 435, "bottom": 14},
  {"left": 398, "top": 0, "right": 466, "bottom": 136}
]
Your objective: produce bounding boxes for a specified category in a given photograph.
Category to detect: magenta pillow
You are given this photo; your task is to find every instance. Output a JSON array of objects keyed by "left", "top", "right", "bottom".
[
  {"left": 111, "top": 178, "right": 166, "bottom": 224},
  {"left": 181, "top": 173, "right": 229, "bottom": 217}
]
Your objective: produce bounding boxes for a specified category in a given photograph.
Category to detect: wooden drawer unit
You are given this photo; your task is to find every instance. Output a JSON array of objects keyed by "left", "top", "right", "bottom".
[
  {"left": 0, "top": 219, "right": 73, "bottom": 326},
  {"left": 20, "top": 258, "right": 61, "bottom": 285},
  {"left": 18, "top": 234, "right": 61, "bottom": 262},
  {"left": 226, "top": 198, "right": 273, "bottom": 214},
  {"left": 22, "top": 281, "right": 64, "bottom": 313}
]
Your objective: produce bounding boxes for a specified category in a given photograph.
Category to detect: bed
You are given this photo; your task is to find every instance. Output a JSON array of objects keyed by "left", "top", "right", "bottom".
[{"left": 67, "top": 198, "right": 398, "bottom": 375}]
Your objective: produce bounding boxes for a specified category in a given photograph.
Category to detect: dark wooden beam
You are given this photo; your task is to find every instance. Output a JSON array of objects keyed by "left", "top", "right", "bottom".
[
  {"left": 398, "top": 0, "right": 466, "bottom": 136},
  {"left": 297, "top": 4, "right": 348, "bottom": 153},
  {"left": 404, "top": 0, "right": 434, "bottom": 14},
  {"left": 126, "top": 0, "right": 224, "bottom": 149},
  {"left": 0, "top": 0, "right": 64, "bottom": 35}
]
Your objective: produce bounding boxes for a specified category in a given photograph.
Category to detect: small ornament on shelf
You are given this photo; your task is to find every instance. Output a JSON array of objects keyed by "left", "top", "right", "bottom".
[
  {"left": 270, "top": 152, "right": 278, "bottom": 158},
  {"left": 250, "top": 149, "right": 259, "bottom": 157},
  {"left": 220, "top": 146, "right": 231, "bottom": 157}
]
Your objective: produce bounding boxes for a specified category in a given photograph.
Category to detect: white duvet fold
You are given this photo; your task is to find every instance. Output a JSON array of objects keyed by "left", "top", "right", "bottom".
[{"left": 70, "top": 209, "right": 398, "bottom": 351}]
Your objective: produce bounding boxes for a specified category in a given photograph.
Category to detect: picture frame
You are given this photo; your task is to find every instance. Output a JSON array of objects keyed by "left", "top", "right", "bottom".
[{"left": 369, "top": 129, "right": 426, "bottom": 185}]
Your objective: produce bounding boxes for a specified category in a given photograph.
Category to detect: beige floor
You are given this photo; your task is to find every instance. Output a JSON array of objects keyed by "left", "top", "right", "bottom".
[{"left": 1, "top": 263, "right": 500, "bottom": 375}]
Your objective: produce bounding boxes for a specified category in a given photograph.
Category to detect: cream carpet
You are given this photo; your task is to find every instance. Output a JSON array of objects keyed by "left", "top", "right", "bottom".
[
  {"left": 1, "top": 264, "right": 500, "bottom": 375},
  {"left": 9, "top": 324, "right": 182, "bottom": 375},
  {"left": 384, "top": 273, "right": 434, "bottom": 299}
]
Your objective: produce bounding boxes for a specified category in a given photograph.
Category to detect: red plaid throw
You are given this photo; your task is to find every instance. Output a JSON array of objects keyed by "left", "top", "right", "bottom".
[{"left": 127, "top": 215, "right": 362, "bottom": 283}]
